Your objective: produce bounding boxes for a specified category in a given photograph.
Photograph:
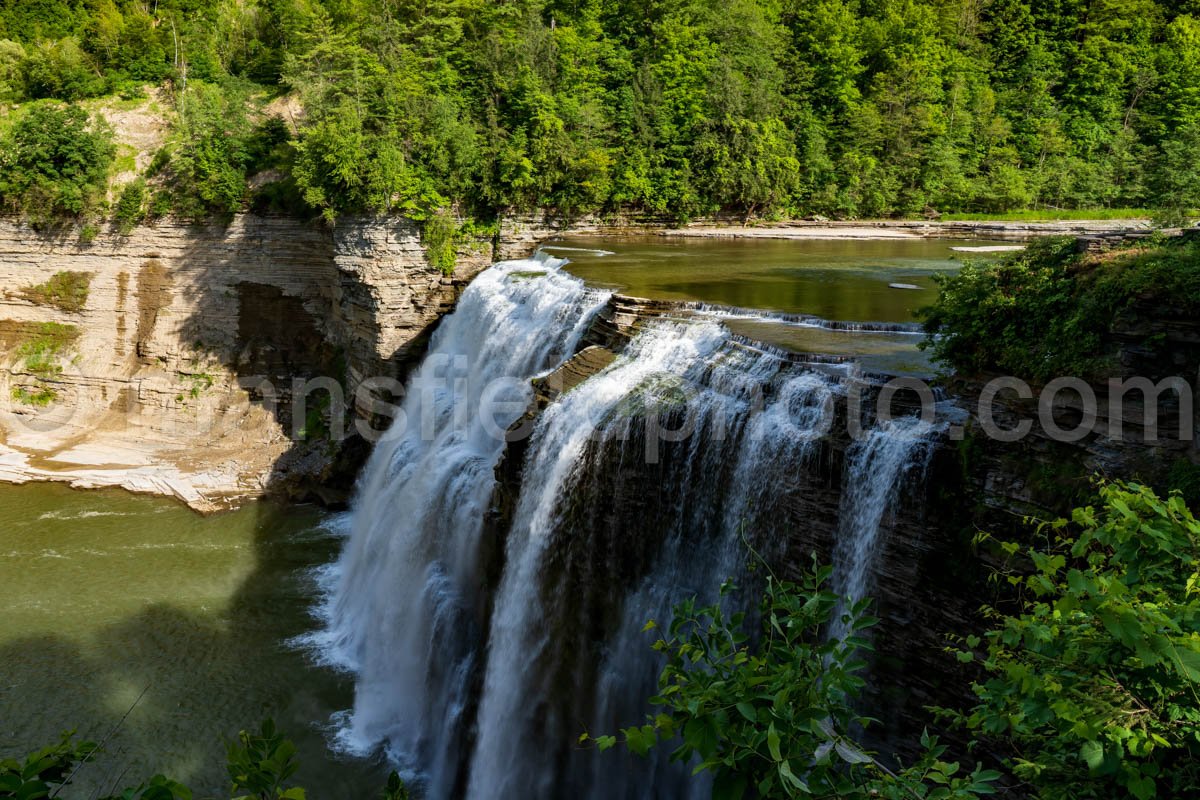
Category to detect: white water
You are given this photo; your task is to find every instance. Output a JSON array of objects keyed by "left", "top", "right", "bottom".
[
  {"left": 316, "top": 256, "right": 608, "bottom": 795},
  {"left": 315, "top": 253, "right": 945, "bottom": 798},
  {"left": 830, "top": 416, "right": 940, "bottom": 641},
  {"left": 466, "top": 319, "right": 733, "bottom": 798},
  {"left": 580, "top": 370, "right": 842, "bottom": 800}
]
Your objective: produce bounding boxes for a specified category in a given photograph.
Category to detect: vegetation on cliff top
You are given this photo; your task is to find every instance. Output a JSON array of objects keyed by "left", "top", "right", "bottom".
[
  {"left": 920, "top": 234, "right": 1200, "bottom": 381},
  {"left": 1, "top": 1, "right": 1200, "bottom": 225},
  {"left": 0, "top": 102, "right": 114, "bottom": 222}
]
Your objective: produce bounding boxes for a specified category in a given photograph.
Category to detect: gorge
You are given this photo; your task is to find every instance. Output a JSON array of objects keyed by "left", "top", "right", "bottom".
[{"left": 3, "top": 220, "right": 1197, "bottom": 799}]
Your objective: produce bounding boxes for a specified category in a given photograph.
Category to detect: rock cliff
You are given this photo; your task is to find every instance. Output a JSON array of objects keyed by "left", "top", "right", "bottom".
[{"left": 0, "top": 214, "right": 517, "bottom": 511}]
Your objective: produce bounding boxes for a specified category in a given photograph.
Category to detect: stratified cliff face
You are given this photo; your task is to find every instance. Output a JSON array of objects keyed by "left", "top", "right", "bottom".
[{"left": 0, "top": 214, "right": 512, "bottom": 511}]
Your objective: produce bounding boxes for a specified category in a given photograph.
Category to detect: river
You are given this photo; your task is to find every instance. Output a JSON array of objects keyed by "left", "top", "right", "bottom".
[{"left": 0, "top": 482, "right": 385, "bottom": 798}]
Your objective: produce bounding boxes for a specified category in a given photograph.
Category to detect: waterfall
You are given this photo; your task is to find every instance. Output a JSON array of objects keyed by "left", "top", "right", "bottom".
[
  {"left": 314, "top": 255, "right": 609, "bottom": 796},
  {"left": 829, "top": 416, "right": 940, "bottom": 642},
  {"left": 312, "top": 253, "right": 946, "bottom": 798},
  {"left": 465, "top": 322, "right": 853, "bottom": 799}
]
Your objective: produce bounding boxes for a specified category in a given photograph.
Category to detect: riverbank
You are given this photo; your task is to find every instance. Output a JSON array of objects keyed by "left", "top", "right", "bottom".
[{"left": 647, "top": 218, "right": 1153, "bottom": 240}]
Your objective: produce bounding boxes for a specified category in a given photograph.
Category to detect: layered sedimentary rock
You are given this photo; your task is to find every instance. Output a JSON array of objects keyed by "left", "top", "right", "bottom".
[{"left": 0, "top": 215, "right": 504, "bottom": 510}]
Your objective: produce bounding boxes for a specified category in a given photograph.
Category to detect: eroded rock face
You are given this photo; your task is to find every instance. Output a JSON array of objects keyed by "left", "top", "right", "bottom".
[{"left": 0, "top": 215, "right": 503, "bottom": 511}]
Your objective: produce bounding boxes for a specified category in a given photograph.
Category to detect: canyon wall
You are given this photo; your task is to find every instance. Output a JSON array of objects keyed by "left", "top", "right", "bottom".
[{"left": 0, "top": 215, "right": 535, "bottom": 511}]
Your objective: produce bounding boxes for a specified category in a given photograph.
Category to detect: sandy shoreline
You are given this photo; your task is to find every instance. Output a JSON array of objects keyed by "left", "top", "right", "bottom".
[{"left": 0, "top": 431, "right": 263, "bottom": 513}]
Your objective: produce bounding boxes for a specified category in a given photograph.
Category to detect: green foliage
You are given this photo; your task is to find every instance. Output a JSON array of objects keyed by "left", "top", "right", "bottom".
[
  {"left": 588, "top": 562, "right": 1000, "bottom": 799},
  {"left": 13, "top": 321, "right": 79, "bottom": 378},
  {"left": 114, "top": 179, "right": 147, "bottom": 234},
  {"left": 5, "top": 1, "right": 1200, "bottom": 219},
  {"left": 0, "top": 102, "right": 114, "bottom": 221},
  {"left": 920, "top": 235, "right": 1200, "bottom": 381},
  {"left": 226, "top": 720, "right": 306, "bottom": 800},
  {"left": 940, "top": 210, "right": 1158, "bottom": 222},
  {"left": 0, "top": 732, "right": 190, "bottom": 798},
  {"left": 11, "top": 384, "right": 57, "bottom": 406},
  {"left": 1, "top": 722, "right": 409, "bottom": 800},
  {"left": 381, "top": 771, "right": 410, "bottom": 800},
  {"left": 19, "top": 270, "right": 91, "bottom": 313},
  {"left": 165, "top": 83, "right": 253, "bottom": 218},
  {"left": 422, "top": 211, "right": 459, "bottom": 275},
  {"left": 20, "top": 38, "right": 106, "bottom": 100},
  {"left": 0, "top": 731, "right": 97, "bottom": 798},
  {"left": 0, "top": 39, "right": 26, "bottom": 102},
  {"left": 955, "top": 482, "right": 1200, "bottom": 800},
  {"left": 0, "top": 321, "right": 78, "bottom": 407}
]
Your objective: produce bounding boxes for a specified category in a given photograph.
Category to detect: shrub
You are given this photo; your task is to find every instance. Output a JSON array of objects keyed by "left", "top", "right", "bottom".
[
  {"left": 1, "top": 722, "right": 409, "bottom": 800},
  {"left": 114, "top": 178, "right": 147, "bottom": 233},
  {"left": 0, "top": 102, "right": 115, "bottom": 221},
  {"left": 19, "top": 270, "right": 91, "bottom": 312},
  {"left": 920, "top": 235, "right": 1200, "bottom": 381},
  {"left": 590, "top": 562, "right": 1000, "bottom": 799},
  {"left": 955, "top": 482, "right": 1200, "bottom": 800}
]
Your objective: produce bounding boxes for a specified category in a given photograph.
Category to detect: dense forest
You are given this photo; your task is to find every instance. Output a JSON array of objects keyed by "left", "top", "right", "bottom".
[{"left": 1, "top": 0, "right": 1200, "bottom": 223}]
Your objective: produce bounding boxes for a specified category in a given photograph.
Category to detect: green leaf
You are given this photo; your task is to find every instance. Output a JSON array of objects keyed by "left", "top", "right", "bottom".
[
  {"left": 1080, "top": 740, "right": 1104, "bottom": 770},
  {"left": 778, "top": 760, "right": 810, "bottom": 793},
  {"left": 834, "top": 740, "right": 872, "bottom": 765},
  {"left": 767, "top": 723, "right": 782, "bottom": 762},
  {"left": 1128, "top": 774, "right": 1156, "bottom": 800},
  {"left": 1171, "top": 645, "right": 1200, "bottom": 682}
]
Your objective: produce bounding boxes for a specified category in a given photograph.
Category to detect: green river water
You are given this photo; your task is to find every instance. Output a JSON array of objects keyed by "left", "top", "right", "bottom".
[
  {"left": 554, "top": 234, "right": 1002, "bottom": 375},
  {"left": 550, "top": 234, "right": 1001, "bottom": 321},
  {"left": 0, "top": 235, "right": 1004, "bottom": 795},
  {"left": 0, "top": 483, "right": 385, "bottom": 798}
]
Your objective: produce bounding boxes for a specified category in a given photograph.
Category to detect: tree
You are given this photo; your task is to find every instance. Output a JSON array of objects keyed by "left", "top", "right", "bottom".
[
  {"left": 20, "top": 38, "right": 104, "bottom": 100},
  {"left": 0, "top": 101, "right": 114, "bottom": 221},
  {"left": 1152, "top": 118, "right": 1200, "bottom": 213},
  {"left": 167, "top": 82, "right": 255, "bottom": 217}
]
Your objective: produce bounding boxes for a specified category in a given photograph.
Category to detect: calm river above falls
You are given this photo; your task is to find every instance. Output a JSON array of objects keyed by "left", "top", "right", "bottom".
[{"left": 1, "top": 236, "right": 1001, "bottom": 798}]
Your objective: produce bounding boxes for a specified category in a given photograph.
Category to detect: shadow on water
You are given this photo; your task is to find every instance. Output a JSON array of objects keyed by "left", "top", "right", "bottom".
[
  {"left": 4, "top": 215, "right": 475, "bottom": 797},
  {"left": 0, "top": 490, "right": 389, "bottom": 799}
]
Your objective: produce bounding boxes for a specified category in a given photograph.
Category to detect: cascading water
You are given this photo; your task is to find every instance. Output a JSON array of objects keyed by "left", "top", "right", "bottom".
[
  {"left": 313, "top": 255, "right": 609, "bottom": 796},
  {"left": 312, "top": 251, "right": 946, "bottom": 798},
  {"left": 829, "top": 416, "right": 940, "bottom": 642}
]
